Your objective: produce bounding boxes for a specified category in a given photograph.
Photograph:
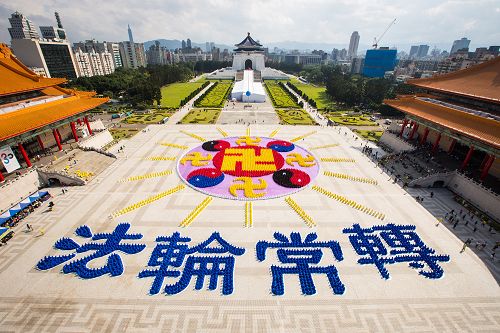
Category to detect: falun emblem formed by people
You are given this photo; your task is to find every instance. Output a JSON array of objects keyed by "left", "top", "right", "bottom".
[{"left": 177, "top": 136, "right": 320, "bottom": 200}]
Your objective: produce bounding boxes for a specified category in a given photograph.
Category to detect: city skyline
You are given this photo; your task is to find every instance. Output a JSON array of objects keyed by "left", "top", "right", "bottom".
[{"left": 0, "top": 0, "right": 499, "bottom": 51}]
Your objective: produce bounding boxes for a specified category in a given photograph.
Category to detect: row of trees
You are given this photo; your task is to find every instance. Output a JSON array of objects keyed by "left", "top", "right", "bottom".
[
  {"left": 67, "top": 63, "right": 195, "bottom": 107},
  {"left": 193, "top": 61, "right": 232, "bottom": 73},
  {"left": 181, "top": 81, "right": 210, "bottom": 107},
  {"left": 286, "top": 82, "right": 317, "bottom": 108},
  {"left": 298, "top": 64, "right": 419, "bottom": 114}
]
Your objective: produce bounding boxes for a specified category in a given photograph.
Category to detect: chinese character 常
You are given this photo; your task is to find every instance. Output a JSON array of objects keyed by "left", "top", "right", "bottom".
[{"left": 256, "top": 232, "right": 345, "bottom": 295}]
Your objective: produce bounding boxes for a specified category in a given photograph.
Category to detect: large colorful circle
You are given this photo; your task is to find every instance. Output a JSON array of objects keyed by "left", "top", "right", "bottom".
[{"left": 177, "top": 136, "right": 319, "bottom": 200}]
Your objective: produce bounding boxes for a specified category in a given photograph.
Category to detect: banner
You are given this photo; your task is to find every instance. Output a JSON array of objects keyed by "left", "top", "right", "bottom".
[{"left": 0, "top": 145, "right": 21, "bottom": 173}]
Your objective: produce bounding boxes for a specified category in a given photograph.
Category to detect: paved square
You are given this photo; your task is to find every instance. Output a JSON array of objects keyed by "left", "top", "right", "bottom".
[{"left": 0, "top": 125, "right": 498, "bottom": 332}]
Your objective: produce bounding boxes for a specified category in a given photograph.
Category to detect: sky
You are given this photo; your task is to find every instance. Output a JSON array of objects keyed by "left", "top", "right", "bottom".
[{"left": 0, "top": 0, "right": 499, "bottom": 51}]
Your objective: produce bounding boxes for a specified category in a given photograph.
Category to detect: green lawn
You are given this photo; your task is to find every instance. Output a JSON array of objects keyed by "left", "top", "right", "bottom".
[
  {"left": 355, "top": 130, "right": 384, "bottom": 142},
  {"left": 159, "top": 82, "right": 205, "bottom": 108},
  {"left": 264, "top": 81, "right": 300, "bottom": 108},
  {"left": 179, "top": 108, "right": 221, "bottom": 124},
  {"left": 327, "top": 114, "right": 378, "bottom": 126},
  {"left": 291, "top": 78, "right": 335, "bottom": 110},
  {"left": 276, "top": 109, "right": 317, "bottom": 125},
  {"left": 195, "top": 82, "right": 233, "bottom": 108},
  {"left": 124, "top": 110, "right": 174, "bottom": 124}
]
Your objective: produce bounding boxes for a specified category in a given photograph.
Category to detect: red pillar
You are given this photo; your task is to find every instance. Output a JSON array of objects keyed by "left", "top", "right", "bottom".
[
  {"left": 53, "top": 129, "right": 62, "bottom": 151},
  {"left": 480, "top": 155, "right": 495, "bottom": 181},
  {"left": 409, "top": 123, "right": 419, "bottom": 140},
  {"left": 432, "top": 133, "right": 441, "bottom": 153},
  {"left": 460, "top": 146, "right": 474, "bottom": 170},
  {"left": 399, "top": 119, "right": 408, "bottom": 137},
  {"left": 448, "top": 139, "right": 456, "bottom": 154},
  {"left": 479, "top": 154, "right": 489, "bottom": 170},
  {"left": 0, "top": 171, "right": 4, "bottom": 182},
  {"left": 56, "top": 128, "right": 62, "bottom": 142},
  {"left": 419, "top": 128, "right": 429, "bottom": 146},
  {"left": 84, "top": 116, "right": 93, "bottom": 135},
  {"left": 70, "top": 122, "right": 79, "bottom": 142},
  {"left": 18, "top": 142, "right": 32, "bottom": 168},
  {"left": 37, "top": 135, "right": 45, "bottom": 150},
  {"left": 77, "top": 118, "right": 82, "bottom": 126}
]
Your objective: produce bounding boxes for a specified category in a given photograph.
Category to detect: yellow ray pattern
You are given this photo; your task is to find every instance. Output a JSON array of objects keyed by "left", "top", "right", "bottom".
[
  {"left": 217, "top": 127, "right": 228, "bottom": 137},
  {"left": 244, "top": 201, "right": 253, "bottom": 227},
  {"left": 246, "top": 127, "right": 251, "bottom": 136},
  {"left": 290, "top": 131, "right": 317, "bottom": 143},
  {"left": 323, "top": 171, "right": 378, "bottom": 185},
  {"left": 157, "top": 142, "right": 188, "bottom": 149},
  {"left": 112, "top": 184, "right": 185, "bottom": 218},
  {"left": 180, "top": 130, "right": 206, "bottom": 142},
  {"left": 320, "top": 157, "right": 356, "bottom": 163},
  {"left": 312, "top": 185, "right": 385, "bottom": 220},
  {"left": 284, "top": 196, "right": 316, "bottom": 228},
  {"left": 310, "top": 144, "right": 340, "bottom": 150},
  {"left": 119, "top": 169, "right": 173, "bottom": 182},
  {"left": 145, "top": 156, "right": 177, "bottom": 161},
  {"left": 269, "top": 128, "right": 279, "bottom": 138},
  {"left": 180, "top": 197, "right": 213, "bottom": 227}
]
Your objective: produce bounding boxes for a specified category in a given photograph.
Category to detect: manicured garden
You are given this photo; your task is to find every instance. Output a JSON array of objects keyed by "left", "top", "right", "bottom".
[
  {"left": 354, "top": 130, "right": 384, "bottom": 142},
  {"left": 276, "top": 109, "right": 317, "bottom": 125},
  {"left": 264, "top": 81, "right": 300, "bottom": 108},
  {"left": 159, "top": 82, "right": 205, "bottom": 108},
  {"left": 179, "top": 108, "right": 221, "bottom": 124},
  {"left": 109, "top": 128, "right": 140, "bottom": 141},
  {"left": 124, "top": 110, "right": 174, "bottom": 124},
  {"left": 194, "top": 82, "right": 233, "bottom": 108},
  {"left": 327, "top": 113, "right": 378, "bottom": 126}
]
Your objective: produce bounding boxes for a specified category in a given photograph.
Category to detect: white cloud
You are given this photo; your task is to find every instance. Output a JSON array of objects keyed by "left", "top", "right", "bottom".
[{"left": 0, "top": 0, "right": 498, "bottom": 50}]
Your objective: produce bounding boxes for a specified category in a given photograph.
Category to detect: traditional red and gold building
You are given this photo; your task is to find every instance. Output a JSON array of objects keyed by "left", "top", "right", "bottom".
[
  {"left": 384, "top": 56, "right": 500, "bottom": 185},
  {"left": 0, "top": 43, "right": 108, "bottom": 181}
]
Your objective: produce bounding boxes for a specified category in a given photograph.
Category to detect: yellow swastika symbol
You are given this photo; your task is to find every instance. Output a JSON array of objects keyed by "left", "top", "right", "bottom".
[
  {"left": 286, "top": 153, "right": 316, "bottom": 167},
  {"left": 180, "top": 152, "right": 212, "bottom": 166},
  {"left": 236, "top": 136, "right": 261, "bottom": 146},
  {"left": 229, "top": 177, "right": 267, "bottom": 198},
  {"left": 221, "top": 148, "right": 277, "bottom": 172}
]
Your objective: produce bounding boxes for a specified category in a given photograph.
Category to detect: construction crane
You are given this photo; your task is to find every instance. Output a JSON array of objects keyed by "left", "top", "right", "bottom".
[{"left": 372, "top": 18, "right": 396, "bottom": 49}]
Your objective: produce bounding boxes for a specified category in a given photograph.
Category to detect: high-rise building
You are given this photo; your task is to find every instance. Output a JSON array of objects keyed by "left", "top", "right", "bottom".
[
  {"left": 348, "top": 31, "right": 360, "bottom": 59},
  {"left": 40, "top": 12, "right": 67, "bottom": 41},
  {"left": 186, "top": 38, "right": 192, "bottom": 49},
  {"left": 210, "top": 42, "right": 215, "bottom": 51},
  {"left": 119, "top": 25, "right": 146, "bottom": 69},
  {"left": 146, "top": 40, "right": 171, "bottom": 65},
  {"left": 181, "top": 40, "right": 186, "bottom": 49},
  {"left": 9, "top": 11, "right": 78, "bottom": 79},
  {"left": 416, "top": 45, "right": 429, "bottom": 58},
  {"left": 12, "top": 39, "right": 79, "bottom": 79},
  {"left": 8, "top": 11, "right": 39, "bottom": 40},
  {"left": 409, "top": 46, "right": 419, "bottom": 59},
  {"left": 350, "top": 57, "right": 364, "bottom": 74},
  {"left": 105, "top": 42, "right": 122, "bottom": 68},
  {"left": 73, "top": 41, "right": 115, "bottom": 77},
  {"left": 205, "top": 42, "right": 210, "bottom": 52},
  {"left": 362, "top": 48, "right": 398, "bottom": 78},
  {"left": 450, "top": 37, "right": 471, "bottom": 54}
]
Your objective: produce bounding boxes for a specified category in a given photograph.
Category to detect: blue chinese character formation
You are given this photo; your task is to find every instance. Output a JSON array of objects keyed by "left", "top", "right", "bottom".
[
  {"left": 256, "top": 232, "right": 345, "bottom": 296},
  {"left": 138, "top": 232, "right": 245, "bottom": 295},
  {"left": 36, "top": 223, "right": 146, "bottom": 279},
  {"left": 343, "top": 224, "right": 450, "bottom": 280}
]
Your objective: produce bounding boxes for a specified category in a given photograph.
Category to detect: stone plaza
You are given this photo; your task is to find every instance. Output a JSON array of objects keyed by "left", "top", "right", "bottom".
[{"left": 0, "top": 124, "right": 498, "bottom": 332}]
